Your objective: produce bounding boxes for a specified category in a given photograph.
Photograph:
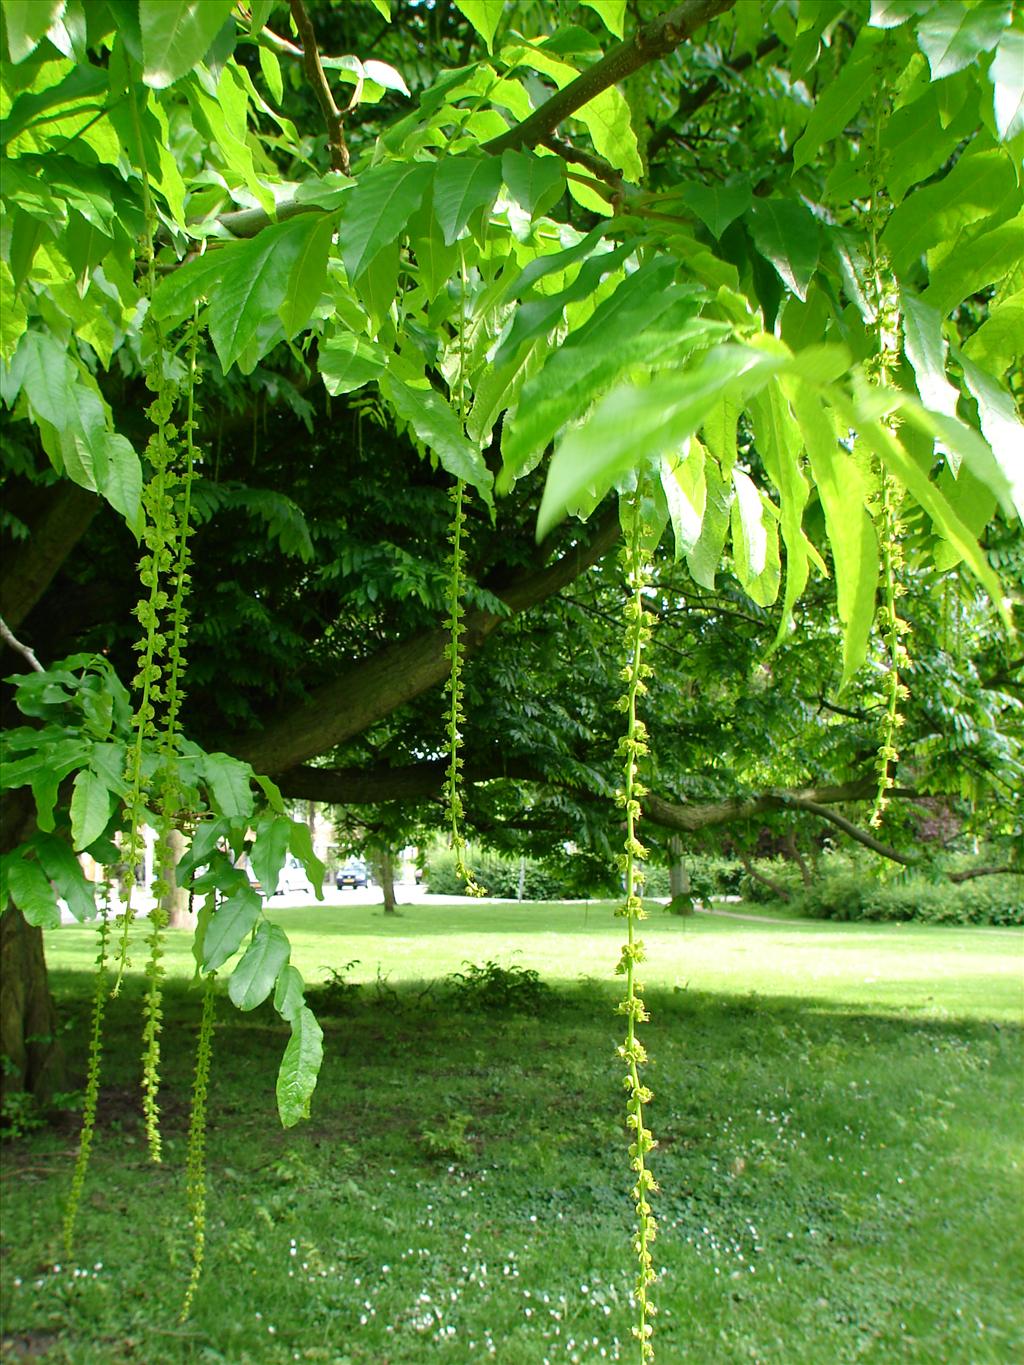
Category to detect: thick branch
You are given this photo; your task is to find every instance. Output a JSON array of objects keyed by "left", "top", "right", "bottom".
[
  {"left": 232, "top": 510, "right": 621, "bottom": 774},
  {"left": 482, "top": 0, "right": 737, "bottom": 157},
  {"left": 0, "top": 483, "right": 98, "bottom": 629},
  {"left": 786, "top": 798, "right": 915, "bottom": 867},
  {"left": 643, "top": 779, "right": 876, "bottom": 834},
  {"left": 288, "top": 0, "right": 350, "bottom": 174},
  {"left": 948, "top": 864, "right": 1023, "bottom": 883},
  {"left": 276, "top": 757, "right": 541, "bottom": 804}
]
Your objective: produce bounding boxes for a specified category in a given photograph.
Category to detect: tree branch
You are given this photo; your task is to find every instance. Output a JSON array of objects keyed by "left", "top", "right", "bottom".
[
  {"left": 647, "top": 33, "right": 781, "bottom": 158},
  {"left": 232, "top": 509, "right": 622, "bottom": 774},
  {"left": 0, "top": 616, "right": 43, "bottom": 672},
  {"left": 482, "top": 0, "right": 737, "bottom": 158},
  {"left": 0, "top": 483, "right": 99, "bottom": 630},
  {"left": 288, "top": 0, "right": 350, "bottom": 174}
]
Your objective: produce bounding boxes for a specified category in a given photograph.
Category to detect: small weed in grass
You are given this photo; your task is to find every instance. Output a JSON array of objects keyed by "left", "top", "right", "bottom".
[{"left": 445, "top": 957, "right": 550, "bottom": 1011}]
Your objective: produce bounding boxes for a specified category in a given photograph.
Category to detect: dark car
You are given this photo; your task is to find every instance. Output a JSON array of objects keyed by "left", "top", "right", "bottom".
[{"left": 336, "top": 859, "right": 369, "bottom": 889}]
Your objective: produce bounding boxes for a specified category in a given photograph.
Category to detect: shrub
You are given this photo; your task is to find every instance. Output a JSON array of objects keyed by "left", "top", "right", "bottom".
[
  {"left": 738, "top": 858, "right": 807, "bottom": 904},
  {"left": 444, "top": 959, "right": 550, "bottom": 1012},
  {"left": 792, "top": 872, "right": 1023, "bottom": 926},
  {"left": 423, "top": 844, "right": 614, "bottom": 900}
]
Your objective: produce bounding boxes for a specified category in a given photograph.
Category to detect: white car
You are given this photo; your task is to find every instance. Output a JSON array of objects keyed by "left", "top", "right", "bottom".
[{"left": 272, "top": 856, "right": 316, "bottom": 897}]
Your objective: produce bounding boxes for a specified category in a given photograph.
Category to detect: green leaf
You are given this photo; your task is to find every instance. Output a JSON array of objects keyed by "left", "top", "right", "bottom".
[
  {"left": 4, "top": 0, "right": 64, "bottom": 63},
  {"left": 254, "top": 772, "right": 286, "bottom": 814},
  {"left": 408, "top": 194, "right": 460, "bottom": 299},
  {"left": 249, "top": 815, "right": 292, "bottom": 898},
  {"left": 793, "top": 28, "right": 881, "bottom": 170},
  {"left": 730, "top": 470, "right": 780, "bottom": 607},
  {"left": 0, "top": 261, "right": 27, "bottom": 362},
  {"left": 831, "top": 392, "right": 1009, "bottom": 620},
  {"left": 501, "top": 150, "right": 566, "bottom": 218},
  {"left": 319, "top": 331, "right": 388, "bottom": 395},
  {"left": 7, "top": 858, "right": 60, "bottom": 928},
  {"left": 201, "top": 752, "right": 254, "bottom": 820},
  {"left": 677, "top": 181, "right": 752, "bottom": 238},
  {"left": 490, "top": 241, "right": 634, "bottom": 368},
  {"left": 278, "top": 215, "right": 334, "bottom": 339},
  {"left": 954, "top": 353, "right": 1024, "bottom": 523},
  {"left": 33, "top": 831, "right": 96, "bottom": 921},
  {"left": 747, "top": 199, "right": 820, "bottom": 301},
  {"left": 338, "top": 160, "right": 432, "bottom": 281},
  {"left": 452, "top": 0, "right": 504, "bottom": 52},
  {"left": 789, "top": 383, "right": 878, "bottom": 686},
  {"left": 916, "top": 0, "right": 1012, "bottom": 80},
  {"left": 209, "top": 215, "right": 336, "bottom": 373},
  {"left": 536, "top": 345, "right": 785, "bottom": 541},
  {"left": 69, "top": 768, "right": 112, "bottom": 852},
  {"left": 363, "top": 60, "right": 410, "bottom": 98},
  {"left": 368, "top": 0, "right": 390, "bottom": 18},
  {"left": 749, "top": 385, "right": 811, "bottom": 640},
  {"left": 962, "top": 286, "right": 1024, "bottom": 375},
  {"left": 273, "top": 963, "right": 306, "bottom": 1021},
  {"left": 288, "top": 820, "right": 325, "bottom": 899},
  {"left": 901, "top": 292, "right": 960, "bottom": 421},
  {"left": 991, "top": 27, "right": 1024, "bottom": 139},
  {"left": 258, "top": 44, "right": 283, "bottom": 105},
  {"left": 881, "top": 76, "right": 976, "bottom": 203},
  {"left": 203, "top": 886, "right": 262, "bottom": 971},
  {"left": 229, "top": 922, "right": 291, "bottom": 1011},
  {"left": 140, "top": 0, "right": 236, "bottom": 88},
  {"left": 276, "top": 1005, "right": 323, "bottom": 1126},
  {"left": 433, "top": 154, "right": 503, "bottom": 244},
  {"left": 922, "top": 214, "right": 1024, "bottom": 315},
  {"left": 379, "top": 372, "right": 494, "bottom": 504},
  {"left": 149, "top": 250, "right": 226, "bottom": 329},
  {"left": 869, "top": 1, "right": 935, "bottom": 26},
  {"left": 580, "top": 0, "right": 625, "bottom": 38},
  {"left": 882, "top": 145, "right": 1018, "bottom": 274},
  {"left": 660, "top": 443, "right": 706, "bottom": 557},
  {"left": 685, "top": 456, "right": 732, "bottom": 589},
  {"left": 500, "top": 267, "right": 712, "bottom": 486},
  {"left": 249, "top": 0, "right": 276, "bottom": 32}
]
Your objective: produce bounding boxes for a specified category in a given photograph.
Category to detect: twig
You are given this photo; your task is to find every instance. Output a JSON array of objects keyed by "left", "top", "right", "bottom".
[
  {"left": 648, "top": 33, "right": 781, "bottom": 158},
  {"left": 0, "top": 614, "right": 44, "bottom": 671},
  {"left": 288, "top": 0, "right": 350, "bottom": 174},
  {"left": 483, "top": 0, "right": 737, "bottom": 157}
]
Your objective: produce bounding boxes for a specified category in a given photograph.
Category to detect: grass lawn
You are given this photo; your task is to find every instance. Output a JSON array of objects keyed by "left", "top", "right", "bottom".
[{"left": 1, "top": 901, "right": 1022, "bottom": 1363}]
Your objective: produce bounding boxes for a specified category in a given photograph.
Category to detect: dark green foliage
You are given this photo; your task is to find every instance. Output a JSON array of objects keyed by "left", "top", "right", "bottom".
[
  {"left": 444, "top": 959, "right": 550, "bottom": 1013},
  {"left": 793, "top": 873, "right": 1023, "bottom": 926},
  {"left": 424, "top": 843, "right": 614, "bottom": 900},
  {"left": 739, "top": 860, "right": 807, "bottom": 905}
]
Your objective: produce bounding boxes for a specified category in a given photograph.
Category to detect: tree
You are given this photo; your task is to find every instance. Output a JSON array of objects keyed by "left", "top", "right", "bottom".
[{"left": 2, "top": 0, "right": 1022, "bottom": 1352}]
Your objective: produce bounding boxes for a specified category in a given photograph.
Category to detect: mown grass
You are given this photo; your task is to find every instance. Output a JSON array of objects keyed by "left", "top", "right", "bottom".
[{"left": 1, "top": 902, "right": 1021, "bottom": 1364}]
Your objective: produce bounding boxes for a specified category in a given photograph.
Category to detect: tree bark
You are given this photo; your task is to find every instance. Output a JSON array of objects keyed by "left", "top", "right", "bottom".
[
  {"left": 158, "top": 827, "right": 194, "bottom": 930},
  {"left": 233, "top": 509, "right": 621, "bottom": 774},
  {"left": 0, "top": 483, "right": 98, "bottom": 631},
  {"left": 370, "top": 847, "right": 398, "bottom": 914},
  {"left": 0, "top": 790, "right": 64, "bottom": 1106}
]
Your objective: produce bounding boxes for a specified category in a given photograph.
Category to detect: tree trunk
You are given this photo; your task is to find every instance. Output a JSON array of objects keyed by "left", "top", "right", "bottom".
[
  {"left": 158, "top": 827, "right": 194, "bottom": 930},
  {"left": 377, "top": 847, "right": 398, "bottom": 915},
  {"left": 782, "top": 827, "right": 812, "bottom": 888},
  {"left": 668, "top": 835, "right": 690, "bottom": 898},
  {"left": 0, "top": 790, "right": 65, "bottom": 1106}
]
